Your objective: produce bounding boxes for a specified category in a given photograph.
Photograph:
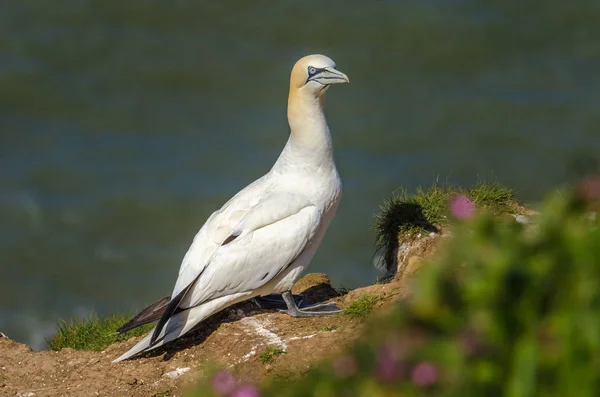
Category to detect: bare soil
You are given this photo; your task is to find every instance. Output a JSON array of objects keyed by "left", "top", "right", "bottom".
[{"left": 0, "top": 272, "right": 415, "bottom": 397}]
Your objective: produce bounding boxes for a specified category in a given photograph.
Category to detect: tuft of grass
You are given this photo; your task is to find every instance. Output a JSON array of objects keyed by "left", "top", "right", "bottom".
[
  {"left": 316, "top": 324, "right": 338, "bottom": 332},
  {"left": 259, "top": 345, "right": 286, "bottom": 364},
  {"left": 47, "top": 314, "right": 154, "bottom": 352},
  {"left": 376, "top": 274, "right": 395, "bottom": 284},
  {"left": 374, "top": 180, "right": 518, "bottom": 273},
  {"left": 334, "top": 285, "right": 351, "bottom": 296},
  {"left": 343, "top": 295, "right": 378, "bottom": 318},
  {"left": 468, "top": 180, "right": 516, "bottom": 214}
]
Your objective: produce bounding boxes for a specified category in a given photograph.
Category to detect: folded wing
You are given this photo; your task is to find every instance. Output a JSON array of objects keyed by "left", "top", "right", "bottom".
[{"left": 150, "top": 192, "right": 320, "bottom": 344}]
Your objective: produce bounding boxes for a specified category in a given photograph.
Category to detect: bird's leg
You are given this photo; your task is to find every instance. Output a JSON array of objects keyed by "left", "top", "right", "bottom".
[
  {"left": 254, "top": 292, "right": 342, "bottom": 316},
  {"left": 253, "top": 293, "right": 304, "bottom": 310},
  {"left": 281, "top": 291, "right": 342, "bottom": 317}
]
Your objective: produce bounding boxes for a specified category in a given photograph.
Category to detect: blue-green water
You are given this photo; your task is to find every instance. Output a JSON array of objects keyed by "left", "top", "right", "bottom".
[{"left": 1, "top": 1, "right": 599, "bottom": 349}]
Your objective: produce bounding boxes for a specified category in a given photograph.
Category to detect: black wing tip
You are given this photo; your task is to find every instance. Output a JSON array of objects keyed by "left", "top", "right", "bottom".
[
  {"left": 150, "top": 287, "right": 190, "bottom": 345},
  {"left": 117, "top": 296, "right": 171, "bottom": 335},
  {"left": 149, "top": 267, "right": 205, "bottom": 346},
  {"left": 116, "top": 322, "right": 136, "bottom": 334}
]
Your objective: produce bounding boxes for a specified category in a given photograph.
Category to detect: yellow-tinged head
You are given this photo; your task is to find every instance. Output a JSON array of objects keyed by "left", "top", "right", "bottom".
[{"left": 289, "top": 54, "right": 349, "bottom": 97}]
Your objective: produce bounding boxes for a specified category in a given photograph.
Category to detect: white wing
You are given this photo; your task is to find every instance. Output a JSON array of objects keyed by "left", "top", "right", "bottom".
[
  {"left": 173, "top": 189, "right": 321, "bottom": 309},
  {"left": 172, "top": 175, "right": 271, "bottom": 298}
]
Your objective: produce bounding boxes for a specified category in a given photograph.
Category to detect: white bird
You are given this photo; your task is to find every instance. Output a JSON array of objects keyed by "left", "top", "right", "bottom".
[{"left": 113, "top": 54, "right": 349, "bottom": 362}]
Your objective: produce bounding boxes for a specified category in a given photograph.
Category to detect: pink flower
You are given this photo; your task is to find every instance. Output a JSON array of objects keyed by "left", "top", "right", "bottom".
[
  {"left": 375, "top": 345, "right": 402, "bottom": 382},
  {"left": 450, "top": 195, "right": 475, "bottom": 220},
  {"left": 212, "top": 369, "right": 236, "bottom": 396},
  {"left": 232, "top": 384, "right": 260, "bottom": 397},
  {"left": 333, "top": 354, "right": 357, "bottom": 378},
  {"left": 411, "top": 362, "right": 438, "bottom": 386}
]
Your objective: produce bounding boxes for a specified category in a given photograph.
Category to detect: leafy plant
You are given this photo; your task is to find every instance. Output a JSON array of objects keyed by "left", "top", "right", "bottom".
[{"left": 259, "top": 345, "right": 286, "bottom": 364}]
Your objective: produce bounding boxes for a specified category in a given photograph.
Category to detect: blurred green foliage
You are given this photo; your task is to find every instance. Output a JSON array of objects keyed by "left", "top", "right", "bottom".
[{"left": 191, "top": 190, "right": 600, "bottom": 396}]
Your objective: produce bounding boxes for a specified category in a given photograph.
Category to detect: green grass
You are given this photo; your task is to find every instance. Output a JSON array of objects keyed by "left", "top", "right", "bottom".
[
  {"left": 374, "top": 180, "right": 519, "bottom": 273},
  {"left": 316, "top": 324, "right": 338, "bottom": 332},
  {"left": 259, "top": 345, "right": 286, "bottom": 364},
  {"left": 343, "top": 295, "right": 378, "bottom": 318},
  {"left": 46, "top": 314, "right": 154, "bottom": 352}
]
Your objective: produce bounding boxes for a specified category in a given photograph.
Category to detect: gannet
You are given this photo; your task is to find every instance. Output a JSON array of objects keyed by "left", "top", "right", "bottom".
[{"left": 113, "top": 54, "right": 349, "bottom": 362}]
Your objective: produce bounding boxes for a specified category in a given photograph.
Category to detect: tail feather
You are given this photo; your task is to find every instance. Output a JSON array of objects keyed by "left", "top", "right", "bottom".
[
  {"left": 112, "top": 331, "right": 156, "bottom": 362},
  {"left": 117, "top": 296, "right": 171, "bottom": 334},
  {"left": 112, "top": 291, "right": 253, "bottom": 363}
]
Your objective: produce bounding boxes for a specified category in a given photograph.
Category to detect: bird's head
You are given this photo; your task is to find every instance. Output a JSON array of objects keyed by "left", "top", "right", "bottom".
[{"left": 289, "top": 54, "right": 349, "bottom": 97}]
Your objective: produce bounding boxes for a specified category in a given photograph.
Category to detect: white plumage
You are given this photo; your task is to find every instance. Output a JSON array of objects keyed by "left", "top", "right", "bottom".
[{"left": 113, "top": 54, "right": 349, "bottom": 362}]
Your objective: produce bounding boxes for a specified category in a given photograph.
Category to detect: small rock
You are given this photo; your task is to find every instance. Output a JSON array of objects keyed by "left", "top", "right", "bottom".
[
  {"left": 292, "top": 273, "right": 338, "bottom": 302},
  {"left": 512, "top": 214, "right": 529, "bottom": 224},
  {"left": 292, "top": 273, "right": 332, "bottom": 294}
]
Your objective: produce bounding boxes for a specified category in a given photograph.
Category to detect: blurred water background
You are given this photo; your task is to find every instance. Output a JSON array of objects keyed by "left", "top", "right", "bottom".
[{"left": 1, "top": 1, "right": 599, "bottom": 350}]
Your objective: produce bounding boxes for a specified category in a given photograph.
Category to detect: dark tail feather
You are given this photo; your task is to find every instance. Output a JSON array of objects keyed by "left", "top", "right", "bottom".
[
  {"left": 117, "top": 296, "right": 171, "bottom": 334},
  {"left": 150, "top": 285, "right": 190, "bottom": 344},
  {"left": 150, "top": 267, "right": 206, "bottom": 345}
]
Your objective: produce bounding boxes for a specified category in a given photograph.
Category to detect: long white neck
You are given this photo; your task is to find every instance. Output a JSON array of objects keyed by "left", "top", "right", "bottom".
[{"left": 273, "top": 87, "right": 335, "bottom": 173}]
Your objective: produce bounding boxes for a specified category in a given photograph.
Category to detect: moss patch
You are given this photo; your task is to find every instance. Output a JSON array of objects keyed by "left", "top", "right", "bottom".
[
  {"left": 47, "top": 314, "right": 153, "bottom": 352},
  {"left": 343, "top": 295, "right": 378, "bottom": 318}
]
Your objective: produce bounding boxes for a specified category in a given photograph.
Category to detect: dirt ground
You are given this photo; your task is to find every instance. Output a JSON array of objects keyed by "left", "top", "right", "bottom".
[{"left": 0, "top": 273, "right": 413, "bottom": 397}]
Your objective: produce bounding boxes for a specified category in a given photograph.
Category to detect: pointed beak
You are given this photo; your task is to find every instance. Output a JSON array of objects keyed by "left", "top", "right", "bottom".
[{"left": 310, "top": 67, "right": 350, "bottom": 85}]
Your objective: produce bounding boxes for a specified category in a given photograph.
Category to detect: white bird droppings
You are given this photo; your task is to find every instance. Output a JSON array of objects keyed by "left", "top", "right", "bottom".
[
  {"left": 286, "top": 334, "right": 316, "bottom": 342},
  {"left": 163, "top": 367, "right": 190, "bottom": 379},
  {"left": 239, "top": 317, "right": 287, "bottom": 350},
  {"left": 513, "top": 214, "right": 530, "bottom": 224}
]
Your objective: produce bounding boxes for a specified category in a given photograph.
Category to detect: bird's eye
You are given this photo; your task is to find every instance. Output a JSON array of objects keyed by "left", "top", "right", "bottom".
[{"left": 308, "top": 66, "right": 317, "bottom": 76}]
